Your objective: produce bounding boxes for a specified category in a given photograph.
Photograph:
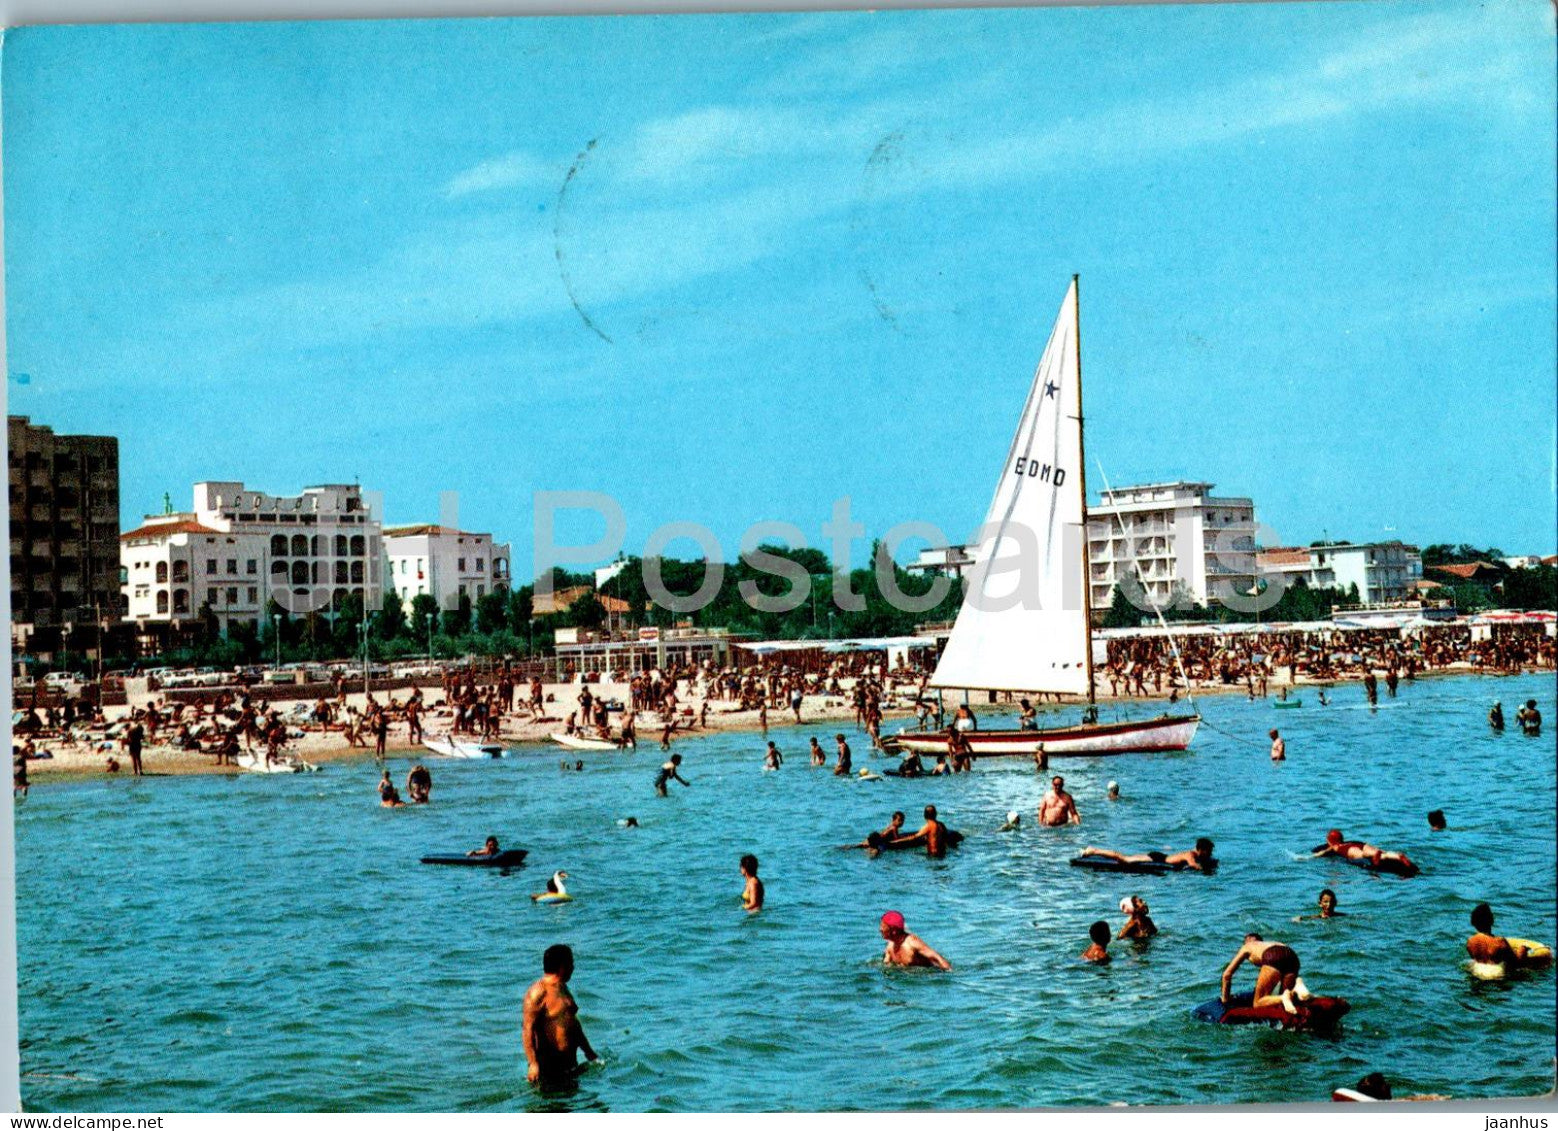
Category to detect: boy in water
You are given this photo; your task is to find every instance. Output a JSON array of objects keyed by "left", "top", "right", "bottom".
[
  {"left": 739, "top": 854, "right": 764, "bottom": 912},
  {"left": 1118, "top": 896, "right": 1157, "bottom": 939},
  {"left": 1081, "top": 920, "right": 1112, "bottom": 964},
  {"left": 654, "top": 754, "right": 689, "bottom": 796}
]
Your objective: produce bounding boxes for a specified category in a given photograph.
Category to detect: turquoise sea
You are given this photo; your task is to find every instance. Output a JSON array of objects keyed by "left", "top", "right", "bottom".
[{"left": 15, "top": 672, "right": 1557, "bottom": 1112}]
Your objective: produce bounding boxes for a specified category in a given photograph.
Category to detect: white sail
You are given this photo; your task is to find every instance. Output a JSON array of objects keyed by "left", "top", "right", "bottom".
[{"left": 929, "top": 279, "right": 1091, "bottom": 695}]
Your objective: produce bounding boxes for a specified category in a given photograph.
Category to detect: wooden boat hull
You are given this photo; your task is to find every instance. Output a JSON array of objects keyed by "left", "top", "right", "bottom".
[{"left": 884, "top": 714, "right": 1199, "bottom": 757}]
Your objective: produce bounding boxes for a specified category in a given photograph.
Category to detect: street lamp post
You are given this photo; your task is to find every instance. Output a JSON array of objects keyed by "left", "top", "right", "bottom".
[
  {"left": 528, "top": 618, "right": 535, "bottom": 659},
  {"left": 425, "top": 613, "right": 435, "bottom": 663},
  {"left": 272, "top": 613, "right": 282, "bottom": 670}
]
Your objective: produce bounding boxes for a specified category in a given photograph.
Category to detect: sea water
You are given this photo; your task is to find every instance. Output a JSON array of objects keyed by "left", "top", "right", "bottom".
[{"left": 15, "top": 672, "right": 1556, "bottom": 1111}]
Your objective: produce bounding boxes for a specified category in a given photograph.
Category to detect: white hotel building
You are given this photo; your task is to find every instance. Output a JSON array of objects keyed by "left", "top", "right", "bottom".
[
  {"left": 384, "top": 525, "right": 511, "bottom": 614},
  {"left": 1085, "top": 481, "right": 1258, "bottom": 611},
  {"left": 121, "top": 482, "right": 384, "bottom": 635},
  {"left": 1256, "top": 541, "right": 1417, "bottom": 605},
  {"left": 908, "top": 480, "right": 1258, "bottom": 613}
]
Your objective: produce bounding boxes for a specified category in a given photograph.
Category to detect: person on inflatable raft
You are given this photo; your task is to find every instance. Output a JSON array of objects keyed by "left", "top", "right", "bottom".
[{"left": 1312, "top": 829, "right": 1417, "bottom": 875}]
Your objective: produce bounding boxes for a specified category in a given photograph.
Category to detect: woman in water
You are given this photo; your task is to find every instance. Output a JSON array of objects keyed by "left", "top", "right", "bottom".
[{"left": 1118, "top": 896, "right": 1157, "bottom": 939}]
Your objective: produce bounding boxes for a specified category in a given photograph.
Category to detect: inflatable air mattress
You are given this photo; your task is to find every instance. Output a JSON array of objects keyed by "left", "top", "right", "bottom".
[
  {"left": 421, "top": 850, "right": 529, "bottom": 868},
  {"left": 1191, "top": 991, "right": 1350, "bottom": 1032}
]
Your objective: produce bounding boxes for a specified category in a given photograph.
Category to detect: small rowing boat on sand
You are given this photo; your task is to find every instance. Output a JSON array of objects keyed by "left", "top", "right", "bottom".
[
  {"left": 550, "top": 732, "right": 622, "bottom": 751},
  {"left": 423, "top": 737, "right": 504, "bottom": 759}
]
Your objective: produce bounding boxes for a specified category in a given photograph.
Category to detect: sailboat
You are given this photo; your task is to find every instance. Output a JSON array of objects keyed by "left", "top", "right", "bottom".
[{"left": 887, "top": 277, "right": 1199, "bottom": 758}]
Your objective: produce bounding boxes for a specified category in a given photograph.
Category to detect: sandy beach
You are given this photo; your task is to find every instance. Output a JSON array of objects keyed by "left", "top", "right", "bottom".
[{"left": 17, "top": 660, "right": 1533, "bottom": 782}]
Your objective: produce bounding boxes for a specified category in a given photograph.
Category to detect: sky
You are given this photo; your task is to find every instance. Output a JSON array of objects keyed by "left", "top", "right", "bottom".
[{"left": 4, "top": 0, "right": 1555, "bottom": 580}]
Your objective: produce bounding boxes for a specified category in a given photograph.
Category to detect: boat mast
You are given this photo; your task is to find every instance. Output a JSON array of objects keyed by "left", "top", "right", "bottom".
[{"left": 1071, "top": 273, "right": 1097, "bottom": 708}]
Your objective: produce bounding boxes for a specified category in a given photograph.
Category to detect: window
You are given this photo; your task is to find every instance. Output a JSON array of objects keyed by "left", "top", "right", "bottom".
[
  {"left": 247, "top": 587, "right": 258, "bottom": 603},
  {"left": 155, "top": 562, "right": 169, "bottom": 583},
  {"left": 457, "top": 558, "right": 466, "bottom": 571},
  {"left": 459, "top": 583, "right": 466, "bottom": 596},
  {"left": 247, "top": 560, "right": 257, "bottom": 575},
  {"left": 290, "top": 534, "right": 308, "bottom": 556},
  {"left": 228, "top": 587, "right": 239, "bottom": 604},
  {"left": 477, "top": 584, "right": 485, "bottom": 598},
  {"left": 227, "top": 559, "right": 238, "bottom": 575},
  {"left": 207, "top": 560, "right": 217, "bottom": 575},
  {"left": 156, "top": 590, "right": 169, "bottom": 614},
  {"left": 271, "top": 534, "right": 287, "bottom": 556},
  {"left": 476, "top": 559, "right": 485, "bottom": 573}
]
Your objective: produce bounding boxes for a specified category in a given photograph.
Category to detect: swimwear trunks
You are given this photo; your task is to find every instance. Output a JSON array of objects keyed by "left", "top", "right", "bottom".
[{"left": 1257, "top": 944, "right": 1300, "bottom": 976}]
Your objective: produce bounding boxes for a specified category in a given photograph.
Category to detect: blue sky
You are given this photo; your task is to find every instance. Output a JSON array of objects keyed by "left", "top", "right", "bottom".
[{"left": 5, "top": 1, "right": 1554, "bottom": 578}]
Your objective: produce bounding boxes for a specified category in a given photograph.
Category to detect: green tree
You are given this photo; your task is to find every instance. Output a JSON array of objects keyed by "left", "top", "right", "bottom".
[
  {"left": 376, "top": 590, "right": 407, "bottom": 640},
  {"left": 506, "top": 586, "right": 535, "bottom": 634},
  {"left": 1102, "top": 581, "right": 1142, "bottom": 628},
  {"left": 566, "top": 590, "right": 606, "bottom": 629},
  {"left": 409, "top": 593, "right": 440, "bottom": 643},
  {"left": 1504, "top": 565, "right": 1557, "bottom": 611},
  {"left": 476, "top": 589, "right": 509, "bottom": 634},
  {"left": 443, "top": 592, "right": 472, "bottom": 636}
]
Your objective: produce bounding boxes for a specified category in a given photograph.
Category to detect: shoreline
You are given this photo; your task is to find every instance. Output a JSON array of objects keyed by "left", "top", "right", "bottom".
[{"left": 16, "top": 661, "right": 1550, "bottom": 785}]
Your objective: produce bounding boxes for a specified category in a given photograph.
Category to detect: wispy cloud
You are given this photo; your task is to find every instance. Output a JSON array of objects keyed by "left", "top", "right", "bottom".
[
  {"left": 183, "top": 5, "right": 1550, "bottom": 357},
  {"left": 443, "top": 150, "right": 553, "bottom": 199}
]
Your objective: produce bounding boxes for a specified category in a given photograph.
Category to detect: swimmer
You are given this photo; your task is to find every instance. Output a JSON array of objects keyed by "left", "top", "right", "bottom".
[
  {"left": 1296, "top": 888, "right": 1344, "bottom": 921},
  {"left": 1269, "top": 729, "right": 1285, "bottom": 761},
  {"left": 1118, "top": 895, "right": 1157, "bottom": 939},
  {"left": 532, "top": 871, "right": 570, "bottom": 900},
  {"left": 1019, "top": 699, "right": 1037, "bottom": 730},
  {"left": 1312, "top": 829, "right": 1416, "bottom": 873},
  {"left": 1032, "top": 743, "right": 1049, "bottom": 772},
  {"left": 468, "top": 836, "right": 501, "bottom": 858},
  {"left": 739, "top": 854, "right": 764, "bottom": 912},
  {"left": 839, "top": 831, "right": 889, "bottom": 858},
  {"left": 1516, "top": 699, "right": 1542, "bottom": 736},
  {"left": 1106, "top": 780, "right": 1120, "bottom": 802},
  {"left": 1317, "top": 689, "right": 1330, "bottom": 706},
  {"left": 1082, "top": 920, "right": 1112, "bottom": 964},
  {"left": 1221, "top": 933, "right": 1311, "bottom": 1014},
  {"left": 1488, "top": 700, "right": 1505, "bottom": 731},
  {"left": 654, "top": 754, "right": 690, "bottom": 796},
  {"left": 406, "top": 763, "right": 432, "bottom": 803},
  {"left": 618, "top": 817, "right": 639, "bottom": 829},
  {"left": 808, "top": 737, "right": 826, "bottom": 766},
  {"left": 1081, "top": 838, "right": 1216, "bottom": 872},
  {"left": 833, "top": 734, "right": 852, "bottom": 776},
  {"left": 1038, "top": 776, "right": 1081, "bottom": 826},
  {"left": 1427, "top": 809, "right": 1447, "bottom": 831},
  {"left": 896, "top": 805, "right": 951, "bottom": 858},
  {"left": 880, "top": 811, "right": 907, "bottom": 843},
  {"left": 521, "top": 943, "right": 598, "bottom": 1085},
  {"left": 378, "top": 770, "right": 405, "bottom": 808},
  {"left": 1465, "top": 902, "right": 1546, "bottom": 967},
  {"left": 998, "top": 810, "right": 1021, "bottom": 832},
  {"left": 763, "top": 742, "right": 783, "bottom": 771},
  {"left": 879, "top": 910, "right": 951, "bottom": 970}
]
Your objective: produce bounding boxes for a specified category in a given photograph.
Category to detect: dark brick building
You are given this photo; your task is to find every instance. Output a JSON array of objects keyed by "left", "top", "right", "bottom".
[{"left": 8, "top": 415, "right": 121, "bottom": 664}]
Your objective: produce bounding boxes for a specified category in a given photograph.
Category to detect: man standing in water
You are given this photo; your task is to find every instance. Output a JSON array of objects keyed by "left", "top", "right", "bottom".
[
  {"left": 1516, "top": 699, "right": 1542, "bottom": 735},
  {"left": 522, "top": 944, "right": 599, "bottom": 1086},
  {"left": 1038, "top": 776, "right": 1081, "bottom": 826},
  {"left": 879, "top": 910, "right": 951, "bottom": 970},
  {"left": 1269, "top": 729, "right": 1286, "bottom": 762}
]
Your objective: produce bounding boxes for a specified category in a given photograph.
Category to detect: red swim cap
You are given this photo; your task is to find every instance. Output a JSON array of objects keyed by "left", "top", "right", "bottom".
[
  {"left": 881, "top": 910, "right": 905, "bottom": 930},
  {"left": 1327, "top": 829, "right": 1343, "bottom": 845}
]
